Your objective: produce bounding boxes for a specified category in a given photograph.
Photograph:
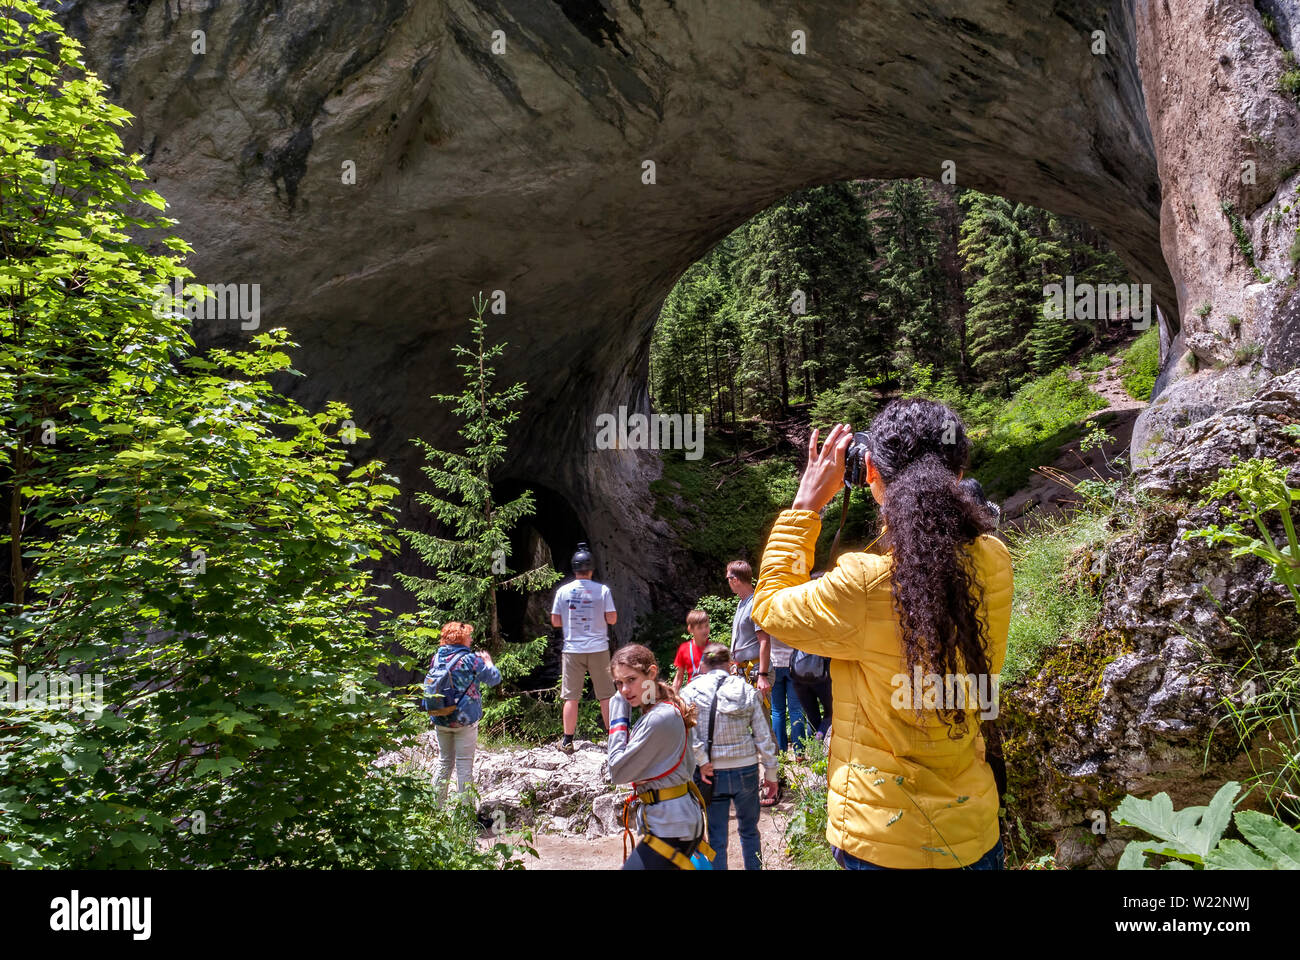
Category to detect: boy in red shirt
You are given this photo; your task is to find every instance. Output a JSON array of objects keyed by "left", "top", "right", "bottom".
[{"left": 672, "top": 609, "right": 710, "bottom": 693}]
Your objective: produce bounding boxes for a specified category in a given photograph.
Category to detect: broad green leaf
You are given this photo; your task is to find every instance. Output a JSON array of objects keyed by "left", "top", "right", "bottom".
[
  {"left": 194, "top": 756, "right": 243, "bottom": 777},
  {"left": 1205, "top": 839, "right": 1277, "bottom": 870},
  {"left": 1234, "top": 810, "right": 1300, "bottom": 869},
  {"left": 1113, "top": 782, "right": 1239, "bottom": 858}
]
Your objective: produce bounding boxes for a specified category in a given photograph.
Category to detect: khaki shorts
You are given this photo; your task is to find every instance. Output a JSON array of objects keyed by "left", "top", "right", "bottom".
[{"left": 562, "top": 649, "right": 614, "bottom": 701}]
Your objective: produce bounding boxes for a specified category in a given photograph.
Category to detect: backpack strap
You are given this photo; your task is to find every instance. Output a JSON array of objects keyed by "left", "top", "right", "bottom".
[
  {"left": 427, "top": 648, "right": 475, "bottom": 715},
  {"left": 705, "top": 675, "right": 722, "bottom": 763}
]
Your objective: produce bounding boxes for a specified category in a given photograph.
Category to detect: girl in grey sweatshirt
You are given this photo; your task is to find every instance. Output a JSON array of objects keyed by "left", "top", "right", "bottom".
[{"left": 607, "top": 644, "right": 706, "bottom": 869}]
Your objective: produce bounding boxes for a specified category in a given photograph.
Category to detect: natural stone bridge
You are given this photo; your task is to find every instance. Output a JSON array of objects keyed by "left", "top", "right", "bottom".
[{"left": 56, "top": 0, "right": 1300, "bottom": 633}]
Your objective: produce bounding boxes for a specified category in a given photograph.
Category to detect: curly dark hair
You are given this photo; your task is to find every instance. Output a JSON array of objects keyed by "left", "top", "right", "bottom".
[{"left": 864, "top": 397, "right": 997, "bottom": 735}]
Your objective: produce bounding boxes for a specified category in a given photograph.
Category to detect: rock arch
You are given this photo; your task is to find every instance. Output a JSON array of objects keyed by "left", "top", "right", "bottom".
[{"left": 56, "top": 0, "right": 1300, "bottom": 627}]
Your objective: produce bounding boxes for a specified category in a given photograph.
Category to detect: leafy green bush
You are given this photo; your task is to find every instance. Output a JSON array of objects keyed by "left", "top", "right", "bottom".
[
  {"left": 1119, "top": 328, "right": 1160, "bottom": 401},
  {"left": 1184, "top": 457, "right": 1300, "bottom": 609},
  {"left": 0, "top": 1, "right": 487, "bottom": 869},
  {"left": 695, "top": 592, "right": 740, "bottom": 638},
  {"left": 347, "top": 776, "right": 534, "bottom": 869},
  {"left": 1184, "top": 457, "right": 1300, "bottom": 817}
]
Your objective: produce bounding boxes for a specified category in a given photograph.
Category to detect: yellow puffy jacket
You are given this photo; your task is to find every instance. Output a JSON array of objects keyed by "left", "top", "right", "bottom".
[{"left": 752, "top": 509, "right": 1013, "bottom": 869}]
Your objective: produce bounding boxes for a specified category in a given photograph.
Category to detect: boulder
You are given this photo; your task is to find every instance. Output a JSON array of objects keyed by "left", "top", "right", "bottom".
[{"left": 448, "top": 738, "right": 622, "bottom": 835}]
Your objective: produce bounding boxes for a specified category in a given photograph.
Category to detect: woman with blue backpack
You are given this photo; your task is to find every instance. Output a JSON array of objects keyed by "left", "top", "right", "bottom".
[{"left": 424, "top": 621, "right": 502, "bottom": 804}]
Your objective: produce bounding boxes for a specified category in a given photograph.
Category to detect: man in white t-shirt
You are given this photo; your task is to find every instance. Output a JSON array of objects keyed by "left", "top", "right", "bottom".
[{"left": 550, "top": 543, "right": 617, "bottom": 754}]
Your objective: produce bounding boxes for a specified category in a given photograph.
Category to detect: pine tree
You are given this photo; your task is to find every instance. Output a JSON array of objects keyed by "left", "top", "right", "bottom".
[
  {"left": 874, "top": 179, "right": 949, "bottom": 374},
  {"left": 734, "top": 183, "right": 876, "bottom": 406},
  {"left": 957, "top": 192, "right": 1041, "bottom": 395},
  {"left": 397, "top": 294, "right": 559, "bottom": 655},
  {"left": 1024, "top": 209, "right": 1074, "bottom": 375}
]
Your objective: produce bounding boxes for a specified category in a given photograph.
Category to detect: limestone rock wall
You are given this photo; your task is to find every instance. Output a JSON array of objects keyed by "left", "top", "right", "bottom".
[
  {"left": 1131, "top": 0, "right": 1300, "bottom": 464},
  {"left": 1003, "top": 369, "right": 1300, "bottom": 866},
  {"left": 53, "top": 0, "right": 1176, "bottom": 629}
]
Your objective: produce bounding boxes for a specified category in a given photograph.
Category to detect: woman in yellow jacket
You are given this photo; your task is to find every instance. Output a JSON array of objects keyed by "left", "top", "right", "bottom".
[{"left": 752, "top": 399, "right": 1013, "bottom": 870}]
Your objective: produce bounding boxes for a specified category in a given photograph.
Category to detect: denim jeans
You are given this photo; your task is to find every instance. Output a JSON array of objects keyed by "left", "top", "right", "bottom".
[
  {"left": 433, "top": 721, "right": 478, "bottom": 804},
  {"left": 706, "top": 764, "right": 763, "bottom": 870},
  {"left": 770, "top": 666, "right": 807, "bottom": 752},
  {"left": 832, "top": 837, "right": 1005, "bottom": 871}
]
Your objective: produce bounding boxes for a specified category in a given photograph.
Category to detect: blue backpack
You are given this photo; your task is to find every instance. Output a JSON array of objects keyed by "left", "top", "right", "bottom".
[{"left": 422, "top": 649, "right": 474, "bottom": 717}]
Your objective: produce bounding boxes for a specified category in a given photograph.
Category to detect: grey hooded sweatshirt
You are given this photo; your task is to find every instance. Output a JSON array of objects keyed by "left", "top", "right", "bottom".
[{"left": 682, "top": 669, "right": 779, "bottom": 773}]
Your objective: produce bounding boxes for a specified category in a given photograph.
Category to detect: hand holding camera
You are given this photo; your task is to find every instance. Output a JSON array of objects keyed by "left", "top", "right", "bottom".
[{"left": 792, "top": 423, "right": 856, "bottom": 513}]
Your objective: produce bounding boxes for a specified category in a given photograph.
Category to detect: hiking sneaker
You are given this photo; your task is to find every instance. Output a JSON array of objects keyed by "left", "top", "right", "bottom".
[{"left": 558, "top": 738, "right": 575, "bottom": 755}]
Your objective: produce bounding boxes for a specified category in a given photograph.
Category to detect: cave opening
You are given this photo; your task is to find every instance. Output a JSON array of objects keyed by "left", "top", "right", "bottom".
[
  {"left": 647, "top": 177, "right": 1170, "bottom": 430},
  {"left": 493, "top": 478, "right": 588, "bottom": 647}
]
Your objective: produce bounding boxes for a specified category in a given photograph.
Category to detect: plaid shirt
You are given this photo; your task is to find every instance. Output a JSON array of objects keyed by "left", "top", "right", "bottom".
[{"left": 681, "top": 669, "right": 778, "bottom": 773}]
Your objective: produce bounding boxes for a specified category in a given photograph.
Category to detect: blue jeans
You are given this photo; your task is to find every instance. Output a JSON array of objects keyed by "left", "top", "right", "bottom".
[
  {"left": 833, "top": 838, "right": 1005, "bottom": 871},
  {"left": 706, "top": 764, "right": 762, "bottom": 870},
  {"left": 770, "top": 666, "right": 807, "bottom": 752}
]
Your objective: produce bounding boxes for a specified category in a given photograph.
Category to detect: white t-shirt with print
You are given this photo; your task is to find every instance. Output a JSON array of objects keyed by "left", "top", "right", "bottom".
[{"left": 551, "top": 578, "right": 617, "bottom": 653}]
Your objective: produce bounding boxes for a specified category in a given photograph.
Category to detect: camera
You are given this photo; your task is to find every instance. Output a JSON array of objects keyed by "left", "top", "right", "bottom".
[{"left": 843, "top": 431, "right": 872, "bottom": 488}]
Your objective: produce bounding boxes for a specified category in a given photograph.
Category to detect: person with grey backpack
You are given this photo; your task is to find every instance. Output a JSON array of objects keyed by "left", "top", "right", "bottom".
[
  {"left": 790, "top": 646, "right": 833, "bottom": 745},
  {"left": 681, "top": 643, "right": 778, "bottom": 870}
]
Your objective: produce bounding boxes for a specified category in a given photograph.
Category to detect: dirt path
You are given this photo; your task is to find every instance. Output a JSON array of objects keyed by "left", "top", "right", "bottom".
[
  {"left": 512, "top": 792, "right": 797, "bottom": 870},
  {"left": 1081, "top": 355, "right": 1145, "bottom": 414},
  {"left": 1001, "top": 357, "right": 1142, "bottom": 527}
]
